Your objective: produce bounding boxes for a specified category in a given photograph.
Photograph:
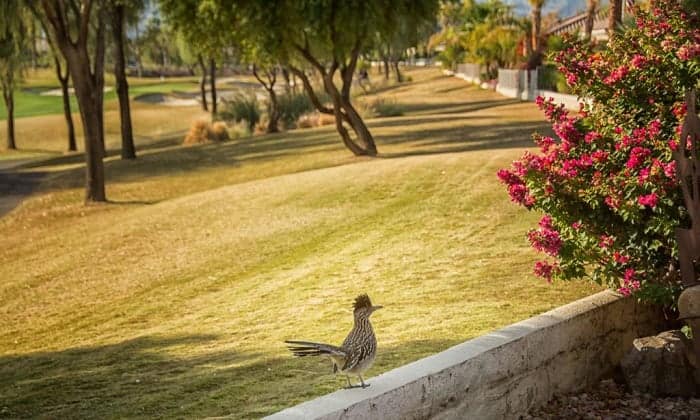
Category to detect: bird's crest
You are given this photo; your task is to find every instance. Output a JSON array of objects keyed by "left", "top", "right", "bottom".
[{"left": 353, "top": 294, "right": 372, "bottom": 311}]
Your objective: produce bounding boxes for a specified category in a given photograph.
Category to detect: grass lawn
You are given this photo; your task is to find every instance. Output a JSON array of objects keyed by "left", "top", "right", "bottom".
[
  {"left": 0, "top": 81, "right": 202, "bottom": 120},
  {"left": 0, "top": 68, "right": 601, "bottom": 419}
]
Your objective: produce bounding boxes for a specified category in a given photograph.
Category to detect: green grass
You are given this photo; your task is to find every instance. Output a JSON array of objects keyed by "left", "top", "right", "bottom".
[
  {"left": 0, "top": 68, "right": 601, "bottom": 419},
  {"left": 0, "top": 81, "right": 201, "bottom": 120}
]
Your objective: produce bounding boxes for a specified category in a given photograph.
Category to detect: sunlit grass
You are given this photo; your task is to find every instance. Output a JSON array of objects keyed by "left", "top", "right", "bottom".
[{"left": 0, "top": 68, "right": 601, "bottom": 419}]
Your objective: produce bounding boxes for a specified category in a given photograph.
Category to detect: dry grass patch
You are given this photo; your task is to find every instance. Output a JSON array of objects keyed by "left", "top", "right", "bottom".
[{"left": 0, "top": 68, "right": 601, "bottom": 419}]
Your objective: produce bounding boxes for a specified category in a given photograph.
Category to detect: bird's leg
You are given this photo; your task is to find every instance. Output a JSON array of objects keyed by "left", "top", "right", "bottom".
[
  {"left": 344, "top": 375, "right": 364, "bottom": 389},
  {"left": 359, "top": 375, "right": 369, "bottom": 388}
]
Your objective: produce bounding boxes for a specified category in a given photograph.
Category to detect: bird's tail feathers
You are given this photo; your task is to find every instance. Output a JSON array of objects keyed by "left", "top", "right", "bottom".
[{"left": 285, "top": 340, "right": 346, "bottom": 357}]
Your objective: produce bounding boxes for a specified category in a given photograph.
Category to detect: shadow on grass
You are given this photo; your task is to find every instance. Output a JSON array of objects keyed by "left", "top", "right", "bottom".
[
  {"left": 0, "top": 335, "right": 461, "bottom": 419},
  {"left": 14, "top": 133, "right": 185, "bottom": 171},
  {"left": 0, "top": 92, "right": 547, "bottom": 216},
  {"left": 398, "top": 98, "right": 521, "bottom": 116}
]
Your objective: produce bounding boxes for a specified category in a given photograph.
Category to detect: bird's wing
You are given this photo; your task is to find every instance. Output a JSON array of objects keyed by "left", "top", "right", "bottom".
[
  {"left": 341, "top": 343, "right": 371, "bottom": 371},
  {"left": 285, "top": 340, "right": 347, "bottom": 357}
]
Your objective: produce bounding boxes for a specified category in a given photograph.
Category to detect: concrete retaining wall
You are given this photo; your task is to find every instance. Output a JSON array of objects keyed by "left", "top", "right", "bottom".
[
  {"left": 267, "top": 291, "right": 662, "bottom": 420},
  {"left": 455, "top": 63, "right": 483, "bottom": 85},
  {"left": 536, "top": 89, "right": 582, "bottom": 111}
]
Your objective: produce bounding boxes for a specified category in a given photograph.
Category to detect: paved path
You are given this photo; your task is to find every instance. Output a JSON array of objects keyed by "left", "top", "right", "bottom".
[{"left": 0, "top": 169, "right": 47, "bottom": 218}]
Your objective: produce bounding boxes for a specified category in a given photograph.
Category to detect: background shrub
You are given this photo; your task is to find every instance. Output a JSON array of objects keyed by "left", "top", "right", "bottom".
[
  {"left": 219, "top": 94, "right": 261, "bottom": 132},
  {"left": 370, "top": 97, "right": 404, "bottom": 117},
  {"left": 278, "top": 93, "right": 315, "bottom": 129},
  {"left": 183, "top": 120, "right": 229, "bottom": 145}
]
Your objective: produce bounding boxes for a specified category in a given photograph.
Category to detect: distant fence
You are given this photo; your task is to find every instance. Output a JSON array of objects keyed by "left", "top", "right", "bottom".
[
  {"left": 455, "top": 62, "right": 581, "bottom": 110},
  {"left": 455, "top": 63, "right": 483, "bottom": 84}
]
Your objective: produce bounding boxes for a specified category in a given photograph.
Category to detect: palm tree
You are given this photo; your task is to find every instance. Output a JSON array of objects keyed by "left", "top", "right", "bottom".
[
  {"left": 529, "top": 0, "right": 546, "bottom": 52},
  {"left": 584, "top": 0, "right": 599, "bottom": 40},
  {"left": 608, "top": 0, "right": 623, "bottom": 38}
]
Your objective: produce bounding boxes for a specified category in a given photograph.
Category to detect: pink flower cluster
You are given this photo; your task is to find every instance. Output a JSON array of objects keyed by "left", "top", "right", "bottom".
[
  {"left": 618, "top": 268, "right": 641, "bottom": 296},
  {"left": 638, "top": 193, "right": 658, "bottom": 207},
  {"left": 527, "top": 215, "right": 562, "bottom": 257},
  {"left": 533, "top": 260, "right": 558, "bottom": 283},
  {"left": 603, "top": 65, "right": 629, "bottom": 85},
  {"left": 498, "top": 2, "right": 696, "bottom": 304}
]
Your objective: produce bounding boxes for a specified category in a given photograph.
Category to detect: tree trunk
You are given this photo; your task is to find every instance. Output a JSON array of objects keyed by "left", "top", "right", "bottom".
[
  {"left": 281, "top": 68, "right": 292, "bottom": 94},
  {"left": 383, "top": 56, "right": 390, "bottom": 80},
  {"left": 68, "top": 51, "right": 106, "bottom": 201},
  {"left": 585, "top": 0, "right": 598, "bottom": 40},
  {"left": 30, "top": 18, "right": 38, "bottom": 70},
  {"left": 252, "top": 65, "right": 280, "bottom": 133},
  {"left": 38, "top": 0, "right": 107, "bottom": 202},
  {"left": 197, "top": 55, "right": 208, "bottom": 111},
  {"left": 266, "top": 88, "right": 279, "bottom": 133},
  {"left": 3, "top": 89, "right": 16, "bottom": 150},
  {"left": 54, "top": 56, "right": 76, "bottom": 152},
  {"left": 392, "top": 60, "right": 402, "bottom": 82},
  {"left": 608, "top": 0, "right": 622, "bottom": 38},
  {"left": 323, "top": 72, "right": 377, "bottom": 156},
  {"left": 112, "top": 5, "right": 136, "bottom": 160},
  {"left": 532, "top": 5, "right": 543, "bottom": 52},
  {"left": 209, "top": 58, "right": 217, "bottom": 116}
]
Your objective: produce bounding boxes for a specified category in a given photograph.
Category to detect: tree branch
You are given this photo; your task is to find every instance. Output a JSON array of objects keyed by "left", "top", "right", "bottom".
[
  {"left": 292, "top": 42, "right": 326, "bottom": 76},
  {"left": 287, "top": 65, "right": 334, "bottom": 115},
  {"left": 78, "top": 0, "right": 93, "bottom": 46},
  {"left": 252, "top": 64, "right": 271, "bottom": 91}
]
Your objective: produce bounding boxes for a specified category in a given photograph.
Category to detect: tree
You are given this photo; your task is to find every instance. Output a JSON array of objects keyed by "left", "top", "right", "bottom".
[
  {"left": 31, "top": 12, "right": 78, "bottom": 152},
  {"left": 109, "top": 0, "right": 137, "bottom": 159},
  {"left": 32, "top": 0, "right": 108, "bottom": 202},
  {"left": 584, "top": 0, "right": 599, "bottom": 40},
  {"left": 238, "top": 0, "right": 440, "bottom": 156},
  {"left": 174, "top": 30, "right": 208, "bottom": 112},
  {"left": 529, "top": 0, "right": 546, "bottom": 53},
  {"left": 0, "top": 1, "right": 28, "bottom": 151},
  {"left": 428, "top": 0, "right": 512, "bottom": 71},
  {"left": 608, "top": 0, "right": 623, "bottom": 37},
  {"left": 52, "top": 48, "right": 77, "bottom": 152},
  {"left": 252, "top": 64, "right": 280, "bottom": 133},
  {"left": 159, "top": 0, "right": 230, "bottom": 117}
]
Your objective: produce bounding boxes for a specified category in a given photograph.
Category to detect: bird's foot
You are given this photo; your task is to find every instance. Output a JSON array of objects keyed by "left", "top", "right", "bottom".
[
  {"left": 343, "top": 384, "right": 363, "bottom": 389},
  {"left": 361, "top": 383, "right": 370, "bottom": 389}
]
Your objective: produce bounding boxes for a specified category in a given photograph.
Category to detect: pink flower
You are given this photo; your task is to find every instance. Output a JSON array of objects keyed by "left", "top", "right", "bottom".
[
  {"left": 497, "top": 169, "right": 521, "bottom": 186},
  {"left": 539, "top": 215, "right": 554, "bottom": 229},
  {"left": 638, "top": 167, "right": 651, "bottom": 184},
  {"left": 592, "top": 150, "right": 609, "bottom": 163},
  {"left": 662, "top": 161, "right": 676, "bottom": 179},
  {"left": 638, "top": 193, "right": 658, "bottom": 208},
  {"left": 571, "top": 221, "right": 582, "bottom": 230},
  {"left": 599, "top": 235, "right": 614, "bottom": 248},
  {"left": 603, "top": 65, "right": 629, "bottom": 85},
  {"left": 605, "top": 196, "right": 620, "bottom": 210},
  {"left": 533, "top": 260, "right": 558, "bottom": 283},
  {"left": 630, "top": 54, "right": 647, "bottom": 69},
  {"left": 626, "top": 147, "right": 651, "bottom": 169},
  {"left": 618, "top": 268, "right": 641, "bottom": 296},
  {"left": 584, "top": 131, "right": 602, "bottom": 144},
  {"left": 613, "top": 251, "right": 630, "bottom": 264},
  {"left": 528, "top": 225, "right": 562, "bottom": 257}
]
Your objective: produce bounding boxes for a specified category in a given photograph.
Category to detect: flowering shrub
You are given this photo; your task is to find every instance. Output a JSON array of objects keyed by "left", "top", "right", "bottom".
[{"left": 498, "top": 1, "right": 700, "bottom": 306}]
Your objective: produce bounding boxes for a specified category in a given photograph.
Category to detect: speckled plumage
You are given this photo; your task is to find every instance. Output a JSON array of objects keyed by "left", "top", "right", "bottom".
[{"left": 285, "top": 293, "right": 381, "bottom": 389}]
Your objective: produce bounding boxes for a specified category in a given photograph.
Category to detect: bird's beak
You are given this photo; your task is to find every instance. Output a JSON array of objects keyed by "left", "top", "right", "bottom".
[{"left": 371, "top": 305, "right": 383, "bottom": 312}]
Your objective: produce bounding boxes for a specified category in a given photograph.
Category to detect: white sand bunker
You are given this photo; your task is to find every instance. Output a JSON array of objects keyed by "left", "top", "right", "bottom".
[
  {"left": 134, "top": 93, "right": 199, "bottom": 107},
  {"left": 39, "top": 87, "right": 113, "bottom": 96}
]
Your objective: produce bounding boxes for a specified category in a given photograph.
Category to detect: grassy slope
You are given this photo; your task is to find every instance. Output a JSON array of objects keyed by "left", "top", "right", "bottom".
[{"left": 0, "top": 69, "right": 600, "bottom": 419}]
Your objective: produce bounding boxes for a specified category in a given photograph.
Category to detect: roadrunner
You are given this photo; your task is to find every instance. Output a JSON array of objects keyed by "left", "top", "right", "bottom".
[{"left": 285, "top": 294, "right": 382, "bottom": 389}]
